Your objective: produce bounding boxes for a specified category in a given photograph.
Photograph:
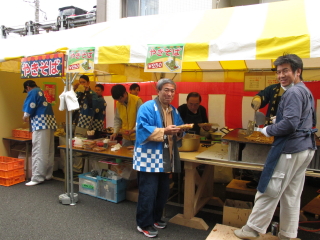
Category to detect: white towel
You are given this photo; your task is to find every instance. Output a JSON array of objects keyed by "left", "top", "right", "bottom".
[
  {"left": 65, "top": 88, "right": 80, "bottom": 111},
  {"left": 59, "top": 86, "right": 67, "bottom": 111}
]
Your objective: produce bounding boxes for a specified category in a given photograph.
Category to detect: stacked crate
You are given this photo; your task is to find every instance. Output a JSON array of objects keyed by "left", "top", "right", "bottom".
[
  {"left": 12, "top": 129, "right": 32, "bottom": 139},
  {"left": 0, "top": 157, "right": 25, "bottom": 186}
]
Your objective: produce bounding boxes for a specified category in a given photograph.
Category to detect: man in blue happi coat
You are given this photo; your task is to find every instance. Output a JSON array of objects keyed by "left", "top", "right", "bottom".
[
  {"left": 133, "top": 78, "right": 188, "bottom": 238},
  {"left": 22, "top": 80, "right": 57, "bottom": 186},
  {"left": 73, "top": 75, "right": 98, "bottom": 137}
]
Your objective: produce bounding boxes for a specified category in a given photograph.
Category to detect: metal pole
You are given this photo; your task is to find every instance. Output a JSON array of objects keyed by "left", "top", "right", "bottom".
[
  {"left": 35, "top": 0, "right": 39, "bottom": 23},
  {"left": 65, "top": 74, "right": 70, "bottom": 196},
  {"left": 69, "top": 73, "right": 78, "bottom": 205}
]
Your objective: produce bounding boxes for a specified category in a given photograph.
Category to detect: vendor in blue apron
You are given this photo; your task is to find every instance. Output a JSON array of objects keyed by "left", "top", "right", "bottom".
[
  {"left": 234, "top": 54, "right": 317, "bottom": 240},
  {"left": 73, "top": 75, "right": 99, "bottom": 137},
  {"left": 92, "top": 84, "right": 107, "bottom": 138},
  {"left": 22, "top": 80, "right": 57, "bottom": 186},
  {"left": 177, "top": 92, "right": 211, "bottom": 135}
]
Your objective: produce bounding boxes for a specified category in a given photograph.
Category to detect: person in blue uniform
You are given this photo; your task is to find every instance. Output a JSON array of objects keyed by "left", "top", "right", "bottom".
[
  {"left": 134, "top": 78, "right": 186, "bottom": 238},
  {"left": 73, "top": 75, "right": 98, "bottom": 137},
  {"left": 22, "top": 80, "right": 57, "bottom": 186},
  {"left": 92, "top": 84, "right": 107, "bottom": 138}
]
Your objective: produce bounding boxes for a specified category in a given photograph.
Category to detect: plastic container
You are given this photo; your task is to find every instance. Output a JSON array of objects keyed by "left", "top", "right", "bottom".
[
  {"left": 0, "top": 157, "right": 24, "bottom": 171},
  {"left": 0, "top": 174, "right": 25, "bottom": 186},
  {"left": 0, "top": 167, "right": 24, "bottom": 178},
  {"left": 78, "top": 173, "right": 99, "bottom": 197},
  {"left": 97, "top": 176, "right": 127, "bottom": 203}
]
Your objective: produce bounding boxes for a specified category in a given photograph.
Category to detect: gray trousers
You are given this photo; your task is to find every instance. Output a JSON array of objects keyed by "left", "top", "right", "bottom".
[
  {"left": 31, "top": 129, "right": 55, "bottom": 182},
  {"left": 247, "top": 149, "right": 314, "bottom": 238}
]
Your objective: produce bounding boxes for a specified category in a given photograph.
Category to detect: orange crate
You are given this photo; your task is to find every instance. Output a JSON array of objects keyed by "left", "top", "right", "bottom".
[
  {"left": 0, "top": 168, "right": 24, "bottom": 178},
  {"left": 0, "top": 158, "right": 24, "bottom": 171},
  {"left": 19, "top": 130, "right": 32, "bottom": 139},
  {"left": 0, "top": 174, "right": 25, "bottom": 186},
  {"left": 12, "top": 129, "right": 21, "bottom": 138},
  {"left": 0, "top": 156, "right": 13, "bottom": 162}
]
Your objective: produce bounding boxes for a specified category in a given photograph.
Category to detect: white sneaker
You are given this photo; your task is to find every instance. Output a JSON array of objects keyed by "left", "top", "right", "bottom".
[
  {"left": 25, "top": 181, "right": 42, "bottom": 186},
  {"left": 234, "top": 227, "right": 259, "bottom": 239}
]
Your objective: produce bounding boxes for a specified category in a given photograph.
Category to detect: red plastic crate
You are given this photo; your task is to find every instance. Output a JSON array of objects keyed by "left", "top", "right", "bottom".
[
  {"left": 0, "top": 156, "right": 13, "bottom": 162},
  {"left": 12, "top": 129, "right": 32, "bottom": 139},
  {"left": 12, "top": 129, "right": 21, "bottom": 138},
  {"left": 0, "top": 168, "right": 24, "bottom": 178},
  {"left": 0, "top": 174, "right": 25, "bottom": 186},
  {"left": 0, "top": 158, "right": 24, "bottom": 171}
]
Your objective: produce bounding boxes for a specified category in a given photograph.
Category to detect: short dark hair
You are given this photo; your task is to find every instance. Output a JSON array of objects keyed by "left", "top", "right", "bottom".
[
  {"left": 95, "top": 84, "right": 104, "bottom": 91},
  {"left": 130, "top": 83, "right": 140, "bottom": 91},
  {"left": 187, "top": 92, "right": 202, "bottom": 102},
  {"left": 79, "top": 75, "right": 89, "bottom": 82},
  {"left": 23, "top": 80, "right": 38, "bottom": 93},
  {"left": 111, "top": 84, "right": 126, "bottom": 100},
  {"left": 274, "top": 53, "right": 304, "bottom": 80}
]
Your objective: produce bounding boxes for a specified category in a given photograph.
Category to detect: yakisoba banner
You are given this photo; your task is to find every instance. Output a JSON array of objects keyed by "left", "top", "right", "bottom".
[
  {"left": 144, "top": 44, "right": 185, "bottom": 73},
  {"left": 67, "top": 47, "right": 95, "bottom": 73}
]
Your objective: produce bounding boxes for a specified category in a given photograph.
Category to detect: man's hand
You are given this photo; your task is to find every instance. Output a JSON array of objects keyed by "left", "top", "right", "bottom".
[
  {"left": 260, "top": 126, "right": 271, "bottom": 137},
  {"left": 22, "top": 116, "right": 28, "bottom": 122},
  {"left": 251, "top": 96, "right": 261, "bottom": 111},
  {"left": 202, "top": 125, "right": 211, "bottom": 131},
  {"left": 75, "top": 84, "right": 85, "bottom": 93},
  {"left": 271, "top": 116, "right": 276, "bottom": 124},
  {"left": 164, "top": 125, "right": 181, "bottom": 135},
  {"left": 110, "top": 133, "right": 118, "bottom": 141}
]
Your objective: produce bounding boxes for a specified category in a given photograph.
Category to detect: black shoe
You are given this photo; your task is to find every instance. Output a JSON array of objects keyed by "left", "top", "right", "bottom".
[
  {"left": 246, "top": 180, "right": 258, "bottom": 189},
  {"left": 154, "top": 220, "right": 167, "bottom": 229},
  {"left": 137, "top": 225, "right": 158, "bottom": 238}
]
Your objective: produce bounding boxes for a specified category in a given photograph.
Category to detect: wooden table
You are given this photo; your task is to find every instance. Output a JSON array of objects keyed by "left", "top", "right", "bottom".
[
  {"left": 169, "top": 143, "right": 320, "bottom": 230},
  {"left": 58, "top": 145, "right": 134, "bottom": 160},
  {"left": 2, "top": 137, "right": 32, "bottom": 180}
]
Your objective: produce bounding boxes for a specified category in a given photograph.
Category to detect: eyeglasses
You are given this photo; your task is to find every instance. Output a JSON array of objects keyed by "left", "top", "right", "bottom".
[
  {"left": 162, "top": 88, "right": 175, "bottom": 94},
  {"left": 276, "top": 68, "right": 291, "bottom": 75}
]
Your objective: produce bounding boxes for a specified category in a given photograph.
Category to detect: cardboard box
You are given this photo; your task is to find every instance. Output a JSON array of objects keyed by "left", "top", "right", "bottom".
[
  {"left": 223, "top": 199, "right": 253, "bottom": 228},
  {"left": 226, "top": 179, "right": 256, "bottom": 202},
  {"left": 126, "top": 188, "right": 139, "bottom": 202}
]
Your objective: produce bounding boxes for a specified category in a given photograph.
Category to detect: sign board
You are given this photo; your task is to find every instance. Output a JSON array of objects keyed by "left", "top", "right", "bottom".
[
  {"left": 266, "top": 75, "right": 278, "bottom": 87},
  {"left": 244, "top": 75, "right": 266, "bottom": 91},
  {"left": 21, "top": 53, "right": 64, "bottom": 78},
  {"left": 67, "top": 47, "right": 95, "bottom": 73},
  {"left": 144, "top": 44, "right": 185, "bottom": 73}
]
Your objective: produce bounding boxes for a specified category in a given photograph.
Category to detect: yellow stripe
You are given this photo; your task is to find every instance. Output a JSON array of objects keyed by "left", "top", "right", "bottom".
[
  {"left": 181, "top": 72, "right": 203, "bottom": 82},
  {"left": 184, "top": 8, "right": 234, "bottom": 62},
  {"left": 98, "top": 45, "right": 130, "bottom": 64},
  {"left": 220, "top": 60, "right": 247, "bottom": 70},
  {"left": 184, "top": 43, "right": 208, "bottom": 62},
  {"left": 111, "top": 75, "right": 127, "bottom": 83},
  {"left": 257, "top": 0, "right": 310, "bottom": 59}
]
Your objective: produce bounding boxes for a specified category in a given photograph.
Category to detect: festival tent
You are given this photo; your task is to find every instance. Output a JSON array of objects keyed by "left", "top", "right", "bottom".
[
  {"left": 1, "top": 0, "right": 320, "bottom": 76},
  {"left": 0, "top": 0, "right": 320, "bottom": 156}
]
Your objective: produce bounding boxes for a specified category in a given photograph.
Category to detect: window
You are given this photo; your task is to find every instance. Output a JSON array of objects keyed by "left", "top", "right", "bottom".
[{"left": 122, "top": 0, "right": 159, "bottom": 17}]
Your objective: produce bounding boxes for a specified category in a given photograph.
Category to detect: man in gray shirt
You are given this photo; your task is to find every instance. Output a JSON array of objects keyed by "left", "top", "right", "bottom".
[{"left": 234, "top": 54, "right": 317, "bottom": 240}]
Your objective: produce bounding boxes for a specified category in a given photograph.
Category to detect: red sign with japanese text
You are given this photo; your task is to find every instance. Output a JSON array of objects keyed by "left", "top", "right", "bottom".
[{"left": 21, "top": 53, "right": 64, "bottom": 78}]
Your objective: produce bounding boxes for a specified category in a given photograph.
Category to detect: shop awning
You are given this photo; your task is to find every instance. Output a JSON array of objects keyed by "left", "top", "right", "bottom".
[{"left": 1, "top": 0, "right": 320, "bottom": 72}]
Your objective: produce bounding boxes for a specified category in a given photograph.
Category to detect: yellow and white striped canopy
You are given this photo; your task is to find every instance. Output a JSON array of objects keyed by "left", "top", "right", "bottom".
[{"left": 1, "top": 0, "right": 320, "bottom": 72}]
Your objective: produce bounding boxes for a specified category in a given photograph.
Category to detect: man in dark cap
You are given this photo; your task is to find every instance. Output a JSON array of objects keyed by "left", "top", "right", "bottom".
[{"left": 22, "top": 80, "right": 57, "bottom": 186}]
